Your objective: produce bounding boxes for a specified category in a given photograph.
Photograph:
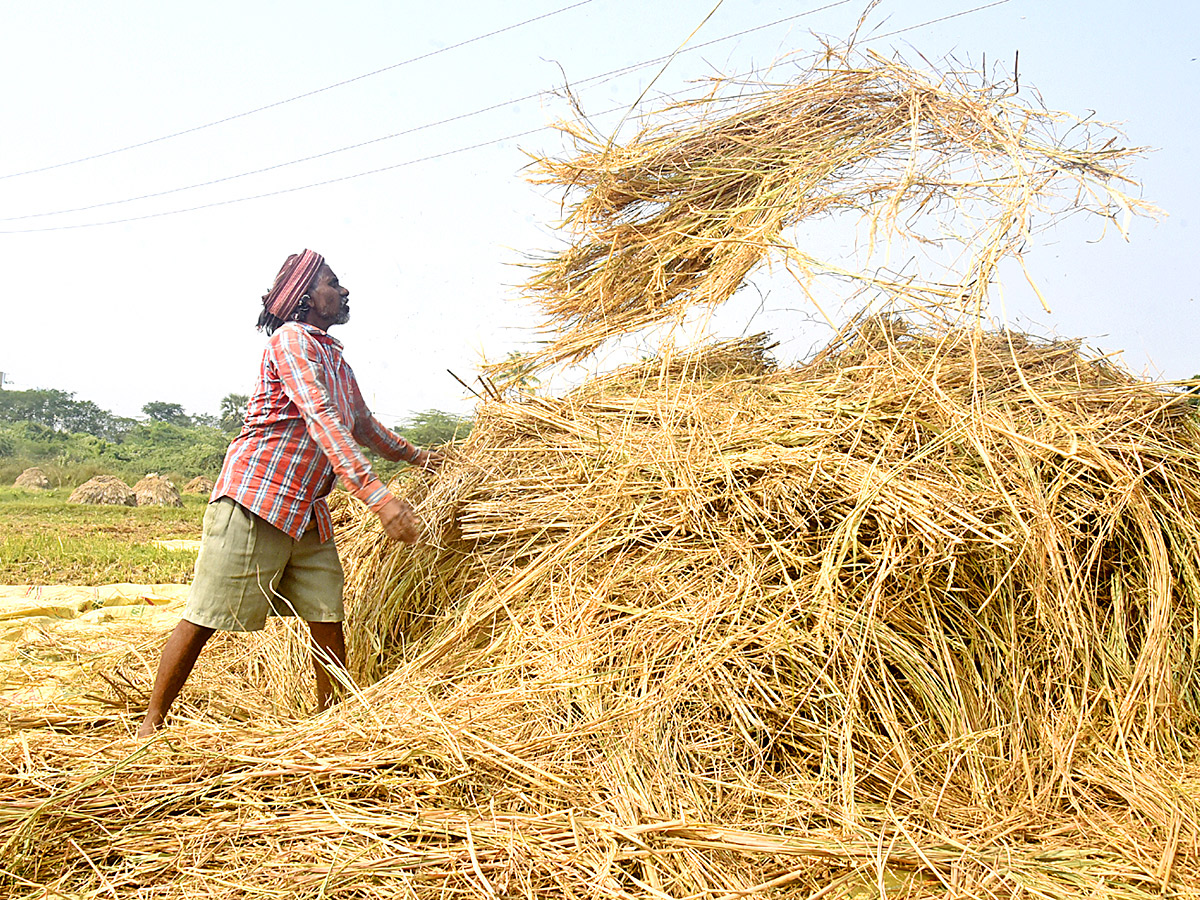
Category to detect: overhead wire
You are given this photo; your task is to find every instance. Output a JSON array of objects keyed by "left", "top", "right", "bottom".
[
  {"left": 1, "top": 0, "right": 1011, "bottom": 235},
  {"left": 2, "top": 0, "right": 857, "bottom": 229},
  {"left": 0, "top": 126, "right": 563, "bottom": 234},
  {"left": 0, "top": 94, "right": 548, "bottom": 223},
  {"left": 864, "top": 0, "right": 1010, "bottom": 41},
  {"left": 0, "top": 0, "right": 599, "bottom": 181},
  {"left": 2, "top": 0, "right": 858, "bottom": 223}
]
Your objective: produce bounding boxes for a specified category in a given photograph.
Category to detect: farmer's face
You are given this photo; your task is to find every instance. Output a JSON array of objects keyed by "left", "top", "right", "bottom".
[{"left": 306, "top": 265, "right": 350, "bottom": 331}]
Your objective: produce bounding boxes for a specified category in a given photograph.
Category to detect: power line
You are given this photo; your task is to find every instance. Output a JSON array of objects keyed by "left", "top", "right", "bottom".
[
  {"left": 1, "top": 0, "right": 1010, "bottom": 234},
  {"left": 0, "top": 0, "right": 599, "bottom": 182},
  {"left": 0, "top": 125, "right": 561, "bottom": 233},
  {"left": 0, "top": 94, "right": 548, "bottom": 222},
  {"left": 3, "top": 0, "right": 858, "bottom": 224},
  {"left": 865, "top": 0, "right": 1011, "bottom": 42}
]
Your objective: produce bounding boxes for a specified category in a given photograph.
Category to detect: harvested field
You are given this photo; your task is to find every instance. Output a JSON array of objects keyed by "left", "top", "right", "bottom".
[{"left": 0, "top": 489, "right": 205, "bottom": 585}]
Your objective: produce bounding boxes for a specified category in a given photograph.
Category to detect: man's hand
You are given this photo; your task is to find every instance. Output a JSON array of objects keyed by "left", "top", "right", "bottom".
[
  {"left": 415, "top": 448, "right": 446, "bottom": 470},
  {"left": 378, "top": 497, "right": 421, "bottom": 543}
]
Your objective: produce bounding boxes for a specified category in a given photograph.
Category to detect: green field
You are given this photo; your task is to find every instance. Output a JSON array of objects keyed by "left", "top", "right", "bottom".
[{"left": 0, "top": 487, "right": 205, "bottom": 584}]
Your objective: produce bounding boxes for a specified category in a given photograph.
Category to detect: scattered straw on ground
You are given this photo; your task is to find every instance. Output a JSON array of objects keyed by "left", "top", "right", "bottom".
[{"left": 0, "top": 584, "right": 188, "bottom": 727}]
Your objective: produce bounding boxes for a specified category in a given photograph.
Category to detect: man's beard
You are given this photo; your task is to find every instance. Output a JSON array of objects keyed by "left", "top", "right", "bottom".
[{"left": 334, "top": 304, "right": 351, "bottom": 325}]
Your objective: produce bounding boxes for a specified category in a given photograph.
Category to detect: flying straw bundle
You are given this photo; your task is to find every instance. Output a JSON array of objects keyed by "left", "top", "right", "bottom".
[
  {"left": 12, "top": 467, "right": 50, "bottom": 491},
  {"left": 133, "top": 473, "right": 182, "bottom": 507},
  {"left": 509, "top": 49, "right": 1149, "bottom": 376},
  {"left": 181, "top": 475, "right": 214, "bottom": 495},
  {"left": 66, "top": 474, "right": 135, "bottom": 506}
]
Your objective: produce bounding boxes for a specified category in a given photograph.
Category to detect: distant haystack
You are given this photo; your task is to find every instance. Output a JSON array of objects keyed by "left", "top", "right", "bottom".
[
  {"left": 14, "top": 466, "right": 51, "bottom": 491},
  {"left": 134, "top": 473, "right": 183, "bottom": 508},
  {"left": 68, "top": 475, "right": 136, "bottom": 506},
  {"left": 182, "top": 475, "right": 215, "bottom": 496}
]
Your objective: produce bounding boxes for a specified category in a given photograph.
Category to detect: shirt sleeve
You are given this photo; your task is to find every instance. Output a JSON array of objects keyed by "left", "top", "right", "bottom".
[
  {"left": 347, "top": 375, "right": 422, "bottom": 463},
  {"left": 270, "top": 329, "right": 395, "bottom": 513}
]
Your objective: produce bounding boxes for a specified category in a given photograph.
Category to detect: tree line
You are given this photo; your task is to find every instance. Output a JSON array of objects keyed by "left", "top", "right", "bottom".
[{"left": 0, "top": 388, "right": 470, "bottom": 489}]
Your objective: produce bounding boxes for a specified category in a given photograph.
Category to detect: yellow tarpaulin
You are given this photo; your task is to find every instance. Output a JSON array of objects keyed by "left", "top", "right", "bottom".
[
  {"left": 0, "top": 583, "right": 188, "bottom": 623},
  {"left": 0, "top": 583, "right": 187, "bottom": 716},
  {"left": 150, "top": 539, "right": 202, "bottom": 551}
]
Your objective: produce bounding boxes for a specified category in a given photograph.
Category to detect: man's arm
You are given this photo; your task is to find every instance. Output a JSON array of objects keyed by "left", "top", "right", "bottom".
[
  {"left": 271, "top": 329, "right": 399, "bottom": 519},
  {"left": 348, "top": 377, "right": 444, "bottom": 469}
]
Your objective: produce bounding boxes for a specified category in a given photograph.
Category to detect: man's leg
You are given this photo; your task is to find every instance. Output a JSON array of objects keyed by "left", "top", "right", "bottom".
[
  {"left": 137, "top": 619, "right": 215, "bottom": 737},
  {"left": 307, "top": 620, "right": 347, "bottom": 711}
]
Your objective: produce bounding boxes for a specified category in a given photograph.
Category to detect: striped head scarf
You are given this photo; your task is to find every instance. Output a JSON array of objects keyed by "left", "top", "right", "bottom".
[{"left": 262, "top": 249, "right": 325, "bottom": 321}]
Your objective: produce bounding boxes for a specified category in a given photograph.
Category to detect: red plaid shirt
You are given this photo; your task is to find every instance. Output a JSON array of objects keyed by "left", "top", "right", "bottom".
[{"left": 212, "top": 322, "right": 418, "bottom": 542}]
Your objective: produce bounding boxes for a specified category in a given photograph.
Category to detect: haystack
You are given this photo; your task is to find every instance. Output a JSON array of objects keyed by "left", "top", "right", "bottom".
[
  {"left": 66, "top": 474, "right": 135, "bottom": 506},
  {"left": 2, "top": 49, "right": 1193, "bottom": 899},
  {"left": 133, "top": 473, "right": 182, "bottom": 507},
  {"left": 181, "top": 475, "right": 214, "bottom": 495},
  {"left": 341, "top": 324, "right": 1200, "bottom": 822},
  {"left": 12, "top": 467, "right": 50, "bottom": 490}
]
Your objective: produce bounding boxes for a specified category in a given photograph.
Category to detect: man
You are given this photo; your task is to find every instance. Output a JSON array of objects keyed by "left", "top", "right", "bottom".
[{"left": 137, "top": 249, "right": 440, "bottom": 736}]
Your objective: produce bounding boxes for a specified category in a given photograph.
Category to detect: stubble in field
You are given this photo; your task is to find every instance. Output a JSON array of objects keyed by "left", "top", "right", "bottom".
[{"left": 0, "top": 488, "right": 205, "bottom": 584}]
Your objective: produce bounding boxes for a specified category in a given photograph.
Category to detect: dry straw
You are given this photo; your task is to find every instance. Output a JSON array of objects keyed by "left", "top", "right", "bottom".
[
  {"left": 5, "top": 328, "right": 1199, "bottom": 897},
  {"left": 181, "top": 475, "right": 215, "bottom": 496},
  {"left": 506, "top": 48, "right": 1150, "bottom": 377},
  {"left": 133, "top": 473, "right": 183, "bottom": 508},
  {"left": 66, "top": 474, "right": 135, "bottom": 507},
  {"left": 12, "top": 467, "right": 50, "bottom": 491},
  {"left": 3, "top": 49, "right": 1196, "bottom": 899}
]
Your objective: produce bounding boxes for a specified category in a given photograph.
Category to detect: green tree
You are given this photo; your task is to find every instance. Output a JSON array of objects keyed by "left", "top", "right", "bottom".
[
  {"left": 398, "top": 409, "right": 472, "bottom": 447},
  {"left": 0, "top": 388, "right": 233, "bottom": 486},
  {"left": 0, "top": 387, "right": 131, "bottom": 440},
  {"left": 219, "top": 393, "right": 249, "bottom": 433},
  {"left": 498, "top": 351, "right": 541, "bottom": 394},
  {"left": 141, "top": 401, "right": 190, "bottom": 426},
  {"left": 107, "top": 421, "right": 228, "bottom": 475}
]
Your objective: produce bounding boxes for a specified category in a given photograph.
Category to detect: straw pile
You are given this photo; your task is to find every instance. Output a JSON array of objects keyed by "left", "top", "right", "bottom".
[
  {"left": 12, "top": 467, "right": 50, "bottom": 491},
  {"left": 4, "top": 325, "right": 1199, "bottom": 897},
  {"left": 133, "top": 473, "right": 182, "bottom": 507},
  {"left": 66, "top": 474, "right": 135, "bottom": 506},
  {"left": 342, "top": 325, "right": 1200, "bottom": 844},
  {"left": 181, "top": 475, "right": 214, "bottom": 495}
]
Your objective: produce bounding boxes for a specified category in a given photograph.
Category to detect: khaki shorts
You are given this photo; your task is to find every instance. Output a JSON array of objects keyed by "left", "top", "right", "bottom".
[{"left": 182, "top": 498, "right": 344, "bottom": 632}]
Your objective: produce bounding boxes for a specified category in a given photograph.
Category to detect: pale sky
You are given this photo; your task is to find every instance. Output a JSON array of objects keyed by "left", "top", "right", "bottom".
[{"left": 1, "top": 1, "right": 1196, "bottom": 425}]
